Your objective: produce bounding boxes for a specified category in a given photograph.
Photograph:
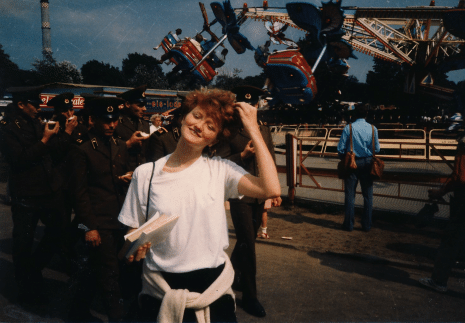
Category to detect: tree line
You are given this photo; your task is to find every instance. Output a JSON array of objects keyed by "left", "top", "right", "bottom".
[{"left": 1, "top": 43, "right": 464, "bottom": 124}]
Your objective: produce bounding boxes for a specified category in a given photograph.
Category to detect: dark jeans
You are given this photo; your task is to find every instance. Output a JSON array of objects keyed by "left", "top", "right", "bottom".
[
  {"left": 343, "top": 157, "right": 373, "bottom": 231},
  {"left": 139, "top": 263, "right": 237, "bottom": 322},
  {"left": 70, "top": 229, "right": 125, "bottom": 321},
  {"left": 229, "top": 200, "right": 263, "bottom": 299},
  {"left": 432, "top": 193, "right": 465, "bottom": 285},
  {"left": 11, "top": 195, "right": 65, "bottom": 292}
]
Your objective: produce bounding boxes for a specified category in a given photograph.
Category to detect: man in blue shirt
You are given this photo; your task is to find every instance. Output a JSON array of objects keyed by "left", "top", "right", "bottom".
[{"left": 337, "top": 104, "right": 380, "bottom": 232}]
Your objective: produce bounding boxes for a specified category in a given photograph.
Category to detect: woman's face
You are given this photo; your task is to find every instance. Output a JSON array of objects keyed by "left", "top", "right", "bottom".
[{"left": 181, "top": 106, "right": 220, "bottom": 148}]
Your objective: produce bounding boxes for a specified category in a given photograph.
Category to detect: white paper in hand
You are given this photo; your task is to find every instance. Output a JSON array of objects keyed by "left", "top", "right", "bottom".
[{"left": 122, "top": 212, "right": 179, "bottom": 259}]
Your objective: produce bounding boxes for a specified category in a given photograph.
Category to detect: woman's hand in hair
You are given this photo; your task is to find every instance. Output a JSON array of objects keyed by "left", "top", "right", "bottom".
[{"left": 235, "top": 102, "right": 259, "bottom": 137}]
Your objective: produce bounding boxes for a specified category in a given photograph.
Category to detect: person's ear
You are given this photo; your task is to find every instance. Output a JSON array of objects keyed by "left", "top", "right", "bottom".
[
  {"left": 124, "top": 101, "right": 131, "bottom": 108},
  {"left": 17, "top": 101, "right": 27, "bottom": 110}
]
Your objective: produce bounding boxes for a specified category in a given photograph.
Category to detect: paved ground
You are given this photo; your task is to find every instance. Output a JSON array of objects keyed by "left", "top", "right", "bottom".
[{"left": 0, "top": 182, "right": 465, "bottom": 322}]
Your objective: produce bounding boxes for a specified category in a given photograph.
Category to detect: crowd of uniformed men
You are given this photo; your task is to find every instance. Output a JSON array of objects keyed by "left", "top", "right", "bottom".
[{"left": 0, "top": 84, "right": 277, "bottom": 321}]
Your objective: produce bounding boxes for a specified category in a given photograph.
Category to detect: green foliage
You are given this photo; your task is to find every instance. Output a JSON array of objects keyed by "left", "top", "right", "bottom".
[
  {"left": 129, "top": 65, "right": 168, "bottom": 89},
  {"left": 212, "top": 69, "right": 267, "bottom": 91},
  {"left": 339, "top": 76, "right": 368, "bottom": 102},
  {"left": 166, "top": 72, "right": 198, "bottom": 91},
  {"left": 0, "top": 44, "right": 20, "bottom": 95},
  {"left": 366, "top": 58, "right": 405, "bottom": 106},
  {"left": 212, "top": 68, "right": 244, "bottom": 90},
  {"left": 33, "top": 50, "right": 82, "bottom": 84},
  {"left": 122, "top": 53, "right": 163, "bottom": 80},
  {"left": 242, "top": 72, "right": 267, "bottom": 89},
  {"left": 122, "top": 52, "right": 168, "bottom": 89},
  {"left": 81, "top": 60, "right": 125, "bottom": 86}
]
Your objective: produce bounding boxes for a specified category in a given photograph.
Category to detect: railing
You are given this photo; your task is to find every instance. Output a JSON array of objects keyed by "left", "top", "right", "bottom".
[
  {"left": 284, "top": 130, "right": 455, "bottom": 214},
  {"left": 274, "top": 127, "right": 458, "bottom": 161}
]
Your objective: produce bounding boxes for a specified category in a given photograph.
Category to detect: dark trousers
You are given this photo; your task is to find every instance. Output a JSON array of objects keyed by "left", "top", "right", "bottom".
[
  {"left": 432, "top": 193, "right": 465, "bottom": 285},
  {"left": 11, "top": 195, "right": 65, "bottom": 293},
  {"left": 70, "top": 229, "right": 125, "bottom": 321},
  {"left": 139, "top": 263, "right": 236, "bottom": 322},
  {"left": 229, "top": 200, "right": 263, "bottom": 299},
  {"left": 343, "top": 157, "right": 373, "bottom": 231}
]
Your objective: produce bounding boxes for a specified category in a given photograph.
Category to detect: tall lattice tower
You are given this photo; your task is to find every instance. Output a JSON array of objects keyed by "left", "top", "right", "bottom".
[{"left": 40, "top": 0, "right": 51, "bottom": 55}]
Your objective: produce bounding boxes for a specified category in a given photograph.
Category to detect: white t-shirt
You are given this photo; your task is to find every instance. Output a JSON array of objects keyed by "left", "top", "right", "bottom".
[{"left": 118, "top": 154, "right": 248, "bottom": 273}]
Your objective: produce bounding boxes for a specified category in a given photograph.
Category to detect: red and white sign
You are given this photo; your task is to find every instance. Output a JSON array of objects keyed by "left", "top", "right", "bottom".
[{"left": 40, "top": 94, "right": 84, "bottom": 109}]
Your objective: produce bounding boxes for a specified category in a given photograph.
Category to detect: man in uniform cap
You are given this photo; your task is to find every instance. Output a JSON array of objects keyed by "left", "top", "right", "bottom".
[
  {"left": 47, "top": 92, "right": 75, "bottom": 119},
  {"left": 223, "top": 85, "right": 281, "bottom": 317},
  {"left": 0, "top": 86, "right": 69, "bottom": 304},
  {"left": 68, "top": 96, "right": 132, "bottom": 322},
  {"left": 78, "top": 92, "right": 101, "bottom": 132},
  {"left": 47, "top": 92, "right": 91, "bottom": 145},
  {"left": 114, "top": 85, "right": 151, "bottom": 170},
  {"left": 419, "top": 112, "right": 465, "bottom": 293}
]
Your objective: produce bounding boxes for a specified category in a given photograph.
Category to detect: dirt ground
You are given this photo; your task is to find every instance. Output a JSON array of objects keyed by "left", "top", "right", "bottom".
[{"left": 230, "top": 200, "right": 449, "bottom": 266}]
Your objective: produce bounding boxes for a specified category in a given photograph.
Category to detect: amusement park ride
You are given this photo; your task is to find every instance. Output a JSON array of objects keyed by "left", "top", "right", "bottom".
[{"left": 154, "top": 0, "right": 465, "bottom": 106}]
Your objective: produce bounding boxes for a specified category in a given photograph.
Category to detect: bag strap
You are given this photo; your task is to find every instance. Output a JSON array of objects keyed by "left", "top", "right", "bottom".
[
  {"left": 146, "top": 161, "right": 156, "bottom": 221},
  {"left": 349, "top": 123, "right": 354, "bottom": 153},
  {"left": 371, "top": 124, "right": 376, "bottom": 157}
]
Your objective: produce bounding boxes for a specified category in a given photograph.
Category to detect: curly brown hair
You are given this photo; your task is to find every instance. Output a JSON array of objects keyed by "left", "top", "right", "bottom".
[{"left": 180, "top": 88, "right": 241, "bottom": 141}]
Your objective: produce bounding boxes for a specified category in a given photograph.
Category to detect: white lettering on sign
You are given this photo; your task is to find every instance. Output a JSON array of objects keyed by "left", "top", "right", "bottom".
[{"left": 40, "top": 94, "right": 84, "bottom": 109}]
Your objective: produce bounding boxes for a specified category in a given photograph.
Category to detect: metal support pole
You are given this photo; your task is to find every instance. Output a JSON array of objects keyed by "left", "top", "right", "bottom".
[
  {"left": 312, "top": 43, "right": 328, "bottom": 73},
  {"left": 191, "top": 34, "right": 228, "bottom": 72}
]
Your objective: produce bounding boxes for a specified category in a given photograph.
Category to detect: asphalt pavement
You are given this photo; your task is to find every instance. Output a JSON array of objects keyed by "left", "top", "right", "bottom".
[{"left": 0, "top": 181, "right": 464, "bottom": 322}]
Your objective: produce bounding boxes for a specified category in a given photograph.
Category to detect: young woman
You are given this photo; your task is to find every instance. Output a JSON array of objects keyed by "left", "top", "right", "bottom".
[{"left": 118, "top": 88, "right": 281, "bottom": 322}]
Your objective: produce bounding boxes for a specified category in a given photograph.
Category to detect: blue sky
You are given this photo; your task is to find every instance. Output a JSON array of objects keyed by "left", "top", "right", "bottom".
[{"left": 1, "top": 0, "right": 464, "bottom": 84}]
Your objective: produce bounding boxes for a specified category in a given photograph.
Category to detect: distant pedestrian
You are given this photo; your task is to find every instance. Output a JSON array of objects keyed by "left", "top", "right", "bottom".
[
  {"left": 0, "top": 86, "right": 68, "bottom": 305},
  {"left": 419, "top": 121, "right": 465, "bottom": 293},
  {"left": 115, "top": 85, "right": 151, "bottom": 170},
  {"left": 257, "top": 197, "right": 282, "bottom": 239},
  {"left": 68, "top": 97, "right": 132, "bottom": 322},
  {"left": 226, "top": 86, "right": 278, "bottom": 317},
  {"left": 146, "top": 108, "right": 182, "bottom": 162},
  {"left": 337, "top": 104, "right": 380, "bottom": 232},
  {"left": 149, "top": 114, "right": 164, "bottom": 134}
]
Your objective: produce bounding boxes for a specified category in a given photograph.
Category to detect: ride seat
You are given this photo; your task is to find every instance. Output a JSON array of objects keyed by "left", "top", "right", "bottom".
[
  {"left": 265, "top": 50, "right": 318, "bottom": 105},
  {"left": 171, "top": 39, "right": 217, "bottom": 85}
]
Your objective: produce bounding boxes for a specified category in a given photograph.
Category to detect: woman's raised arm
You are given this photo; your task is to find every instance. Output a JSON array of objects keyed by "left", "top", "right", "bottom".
[{"left": 235, "top": 102, "right": 281, "bottom": 199}]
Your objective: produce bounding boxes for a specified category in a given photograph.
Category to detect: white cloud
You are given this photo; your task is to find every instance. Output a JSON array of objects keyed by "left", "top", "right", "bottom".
[{"left": 0, "top": 0, "right": 38, "bottom": 19}]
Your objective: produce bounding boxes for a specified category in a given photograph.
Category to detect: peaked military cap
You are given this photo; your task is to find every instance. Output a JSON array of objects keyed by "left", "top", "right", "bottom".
[
  {"left": 231, "top": 86, "right": 266, "bottom": 105},
  {"left": 47, "top": 92, "right": 74, "bottom": 113},
  {"left": 89, "top": 97, "right": 125, "bottom": 120},
  {"left": 80, "top": 93, "right": 100, "bottom": 108},
  {"left": 7, "top": 86, "right": 44, "bottom": 106},
  {"left": 117, "top": 85, "right": 147, "bottom": 103}
]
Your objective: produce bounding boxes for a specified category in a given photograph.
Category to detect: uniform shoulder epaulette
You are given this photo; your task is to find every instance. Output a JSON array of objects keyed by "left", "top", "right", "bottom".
[
  {"left": 157, "top": 127, "right": 168, "bottom": 135},
  {"left": 91, "top": 137, "right": 98, "bottom": 149},
  {"left": 173, "top": 127, "right": 180, "bottom": 140},
  {"left": 14, "top": 120, "right": 21, "bottom": 129}
]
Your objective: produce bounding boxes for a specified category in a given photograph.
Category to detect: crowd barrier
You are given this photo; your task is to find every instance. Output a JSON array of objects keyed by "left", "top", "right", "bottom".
[
  {"left": 278, "top": 127, "right": 459, "bottom": 219},
  {"left": 272, "top": 126, "right": 458, "bottom": 161}
]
